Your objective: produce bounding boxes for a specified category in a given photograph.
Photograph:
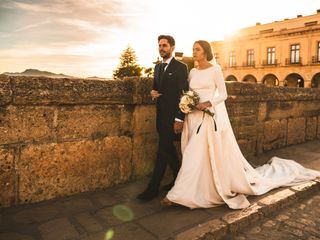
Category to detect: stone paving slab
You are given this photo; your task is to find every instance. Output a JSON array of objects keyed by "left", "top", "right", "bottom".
[
  {"left": 176, "top": 179, "right": 320, "bottom": 240},
  {"left": 38, "top": 217, "right": 79, "bottom": 240},
  {"left": 0, "top": 140, "right": 319, "bottom": 240},
  {"left": 234, "top": 192, "right": 320, "bottom": 240}
]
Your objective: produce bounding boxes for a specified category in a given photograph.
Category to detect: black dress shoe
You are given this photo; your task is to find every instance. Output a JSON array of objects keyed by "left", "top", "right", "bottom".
[
  {"left": 137, "top": 189, "right": 159, "bottom": 201},
  {"left": 162, "top": 182, "right": 174, "bottom": 191}
]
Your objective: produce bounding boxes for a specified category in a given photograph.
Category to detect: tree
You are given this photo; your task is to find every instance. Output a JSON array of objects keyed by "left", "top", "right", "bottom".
[
  {"left": 142, "top": 67, "right": 154, "bottom": 78},
  {"left": 113, "top": 46, "right": 142, "bottom": 79}
]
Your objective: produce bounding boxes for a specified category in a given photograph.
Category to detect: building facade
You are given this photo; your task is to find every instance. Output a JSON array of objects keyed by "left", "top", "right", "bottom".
[{"left": 212, "top": 10, "right": 320, "bottom": 88}]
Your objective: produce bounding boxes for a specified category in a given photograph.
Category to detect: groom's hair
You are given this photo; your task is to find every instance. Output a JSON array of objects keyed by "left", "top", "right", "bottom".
[
  {"left": 158, "top": 35, "right": 175, "bottom": 46},
  {"left": 194, "top": 40, "right": 213, "bottom": 61}
]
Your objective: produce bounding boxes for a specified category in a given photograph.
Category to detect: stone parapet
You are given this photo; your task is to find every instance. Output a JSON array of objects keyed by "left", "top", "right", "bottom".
[{"left": 1, "top": 74, "right": 320, "bottom": 207}]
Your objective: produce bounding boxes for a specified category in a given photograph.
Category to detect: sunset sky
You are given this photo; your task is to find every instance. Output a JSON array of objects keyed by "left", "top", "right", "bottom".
[{"left": 0, "top": 0, "right": 319, "bottom": 78}]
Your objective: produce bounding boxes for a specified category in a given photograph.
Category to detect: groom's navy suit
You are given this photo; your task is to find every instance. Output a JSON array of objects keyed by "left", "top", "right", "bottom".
[{"left": 147, "top": 58, "right": 189, "bottom": 193}]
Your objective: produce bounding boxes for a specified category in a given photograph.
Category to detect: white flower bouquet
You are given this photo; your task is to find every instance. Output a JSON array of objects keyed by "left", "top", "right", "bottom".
[
  {"left": 179, "top": 90, "right": 216, "bottom": 133},
  {"left": 179, "top": 90, "right": 214, "bottom": 117}
]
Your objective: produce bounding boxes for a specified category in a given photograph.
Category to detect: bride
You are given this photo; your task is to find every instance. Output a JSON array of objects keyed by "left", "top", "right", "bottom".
[{"left": 163, "top": 40, "right": 320, "bottom": 209}]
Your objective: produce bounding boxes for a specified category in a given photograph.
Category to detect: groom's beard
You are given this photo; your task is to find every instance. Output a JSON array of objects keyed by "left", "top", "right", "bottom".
[{"left": 160, "top": 51, "right": 171, "bottom": 60}]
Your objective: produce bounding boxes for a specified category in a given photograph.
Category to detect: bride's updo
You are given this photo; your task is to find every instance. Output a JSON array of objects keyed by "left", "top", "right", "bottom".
[{"left": 194, "top": 40, "right": 213, "bottom": 61}]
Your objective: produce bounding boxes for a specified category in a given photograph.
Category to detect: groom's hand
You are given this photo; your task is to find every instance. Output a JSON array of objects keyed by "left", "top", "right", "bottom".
[
  {"left": 174, "top": 121, "right": 184, "bottom": 134},
  {"left": 150, "top": 90, "right": 162, "bottom": 100}
]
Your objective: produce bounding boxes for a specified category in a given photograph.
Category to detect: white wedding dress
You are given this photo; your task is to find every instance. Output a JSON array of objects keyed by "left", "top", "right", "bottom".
[{"left": 166, "top": 65, "right": 320, "bottom": 209}]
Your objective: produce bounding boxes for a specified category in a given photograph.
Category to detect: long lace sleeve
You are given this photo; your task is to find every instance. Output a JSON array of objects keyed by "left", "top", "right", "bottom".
[{"left": 210, "top": 65, "right": 227, "bottom": 107}]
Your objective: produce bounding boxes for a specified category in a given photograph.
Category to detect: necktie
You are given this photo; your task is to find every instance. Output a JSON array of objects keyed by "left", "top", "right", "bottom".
[{"left": 158, "top": 63, "right": 168, "bottom": 85}]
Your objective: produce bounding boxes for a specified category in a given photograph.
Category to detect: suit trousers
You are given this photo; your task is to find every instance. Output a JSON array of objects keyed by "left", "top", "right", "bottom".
[{"left": 148, "top": 133, "right": 180, "bottom": 190}]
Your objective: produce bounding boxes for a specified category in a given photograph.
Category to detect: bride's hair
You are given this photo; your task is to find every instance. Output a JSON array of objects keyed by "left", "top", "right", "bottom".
[{"left": 194, "top": 40, "right": 213, "bottom": 61}]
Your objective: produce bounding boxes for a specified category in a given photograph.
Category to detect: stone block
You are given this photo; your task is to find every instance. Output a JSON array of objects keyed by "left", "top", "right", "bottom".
[
  {"left": 0, "top": 148, "right": 15, "bottom": 207},
  {"left": 62, "top": 197, "right": 96, "bottom": 214},
  {"left": 130, "top": 77, "right": 154, "bottom": 104},
  {"left": 231, "top": 115, "right": 257, "bottom": 128},
  {"left": 256, "top": 122, "right": 264, "bottom": 155},
  {"left": 0, "top": 106, "right": 54, "bottom": 145},
  {"left": 237, "top": 139, "right": 256, "bottom": 159},
  {"left": 55, "top": 105, "right": 123, "bottom": 140},
  {"left": 175, "top": 219, "right": 227, "bottom": 240},
  {"left": 287, "top": 117, "right": 306, "bottom": 145},
  {"left": 18, "top": 136, "right": 132, "bottom": 204},
  {"left": 132, "top": 133, "right": 158, "bottom": 177},
  {"left": 0, "top": 74, "right": 12, "bottom": 106},
  {"left": 290, "top": 181, "right": 319, "bottom": 199},
  {"left": 132, "top": 105, "right": 156, "bottom": 134},
  {"left": 12, "top": 76, "right": 133, "bottom": 105},
  {"left": 12, "top": 204, "right": 61, "bottom": 223},
  {"left": 38, "top": 217, "right": 79, "bottom": 240},
  {"left": 263, "top": 119, "right": 287, "bottom": 151},
  {"left": 258, "top": 188, "right": 296, "bottom": 215},
  {"left": 228, "top": 102, "right": 258, "bottom": 117},
  {"left": 299, "top": 100, "right": 320, "bottom": 116},
  {"left": 222, "top": 203, "right": 263, "bottom": 234},
  {"left": 234, "top": 125, "right": 257, "bottom": 140},
  {"left": 259, "top": 188, "right": 296, "bottom": 205},
  {"left": 90, "top": 191, "right": 122, "bottom": 207},
  {"left": 137, "top": 208, "right": 210, "bottom": 239},
  {"left": 258, "top": 102, "right": 267, "bottom": 121},
  {"left": 74, "top": 212, "right": 103, "bottom": 233},
  {"left": 267, "top": 101, "right": 301, "bottom": 119},
  {"left": 306, "top": 116, "right": 317, "bottom": 140},
  {"left": 119, "top": 105, "right": 134, "bottom": 135}
]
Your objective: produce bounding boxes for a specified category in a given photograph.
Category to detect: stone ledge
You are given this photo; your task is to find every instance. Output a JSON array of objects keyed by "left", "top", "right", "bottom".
[
  {"left": 2, "top": 76, "right": 320, "bottom": 107},
  {"left": 173, "top": 179, "right": 320, "bottom": 240}
]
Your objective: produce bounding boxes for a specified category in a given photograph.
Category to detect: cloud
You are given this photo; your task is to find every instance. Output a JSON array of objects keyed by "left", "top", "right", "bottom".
[
  {"left": 2, "top": 1, "right": 71, "bottom": 14},
  {"left": 13, "top": 20, "right": 52, "bottom": 33},
  {"left": 1, "top": 0, "right": 140, "bottom": 24},
  {"left": 0, "top": 0, "right": 140, "bottom": 49}
]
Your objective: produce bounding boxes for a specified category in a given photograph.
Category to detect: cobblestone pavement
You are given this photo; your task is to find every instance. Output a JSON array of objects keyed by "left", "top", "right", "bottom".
[
  {"left": 0, "top": 140, "right": 319, "bottom": 240},
  {"left": 234, "top": 192, "right": 320, "bottom": 240}
]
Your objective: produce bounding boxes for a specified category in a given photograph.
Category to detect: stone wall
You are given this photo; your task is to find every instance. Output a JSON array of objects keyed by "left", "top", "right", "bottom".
[{"left": 1, "top": 74, "right": 320, "bottom": 208}]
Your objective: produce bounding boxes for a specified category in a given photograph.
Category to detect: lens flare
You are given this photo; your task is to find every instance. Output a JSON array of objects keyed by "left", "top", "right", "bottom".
[
  {"left": 112, "top": 204, "right": 134, "bottom": 222},
  {"left": 105, "top": 229, "right": 114, "bottom": 240}
]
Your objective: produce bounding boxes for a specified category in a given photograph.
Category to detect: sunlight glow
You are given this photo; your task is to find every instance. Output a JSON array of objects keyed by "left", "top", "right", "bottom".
[{"left": 0, "top": 0, "right": 319, "bottom": 77}]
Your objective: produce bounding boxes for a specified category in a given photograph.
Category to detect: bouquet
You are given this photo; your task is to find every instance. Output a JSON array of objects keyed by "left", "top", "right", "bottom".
[
  {"left": 179, "top": 90, "right": 214, "bottom": 117},
  {"left": 179, "top": 90, "right": 216, "bottom": 133}
]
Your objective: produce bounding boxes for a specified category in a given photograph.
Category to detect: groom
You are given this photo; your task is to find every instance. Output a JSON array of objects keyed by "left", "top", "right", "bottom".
[{"left": 137, "top": 35, "right": 189, "bottom": 201}]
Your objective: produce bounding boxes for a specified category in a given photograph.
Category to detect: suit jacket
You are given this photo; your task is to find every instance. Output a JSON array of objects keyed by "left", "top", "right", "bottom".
[{"left": 153, "top": 58, "right": 189, "bottom": 140}]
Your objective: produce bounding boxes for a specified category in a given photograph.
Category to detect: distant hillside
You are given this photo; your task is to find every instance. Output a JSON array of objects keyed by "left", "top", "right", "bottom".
[
  {"left": 86, "top": 76, "right": 112, "bottom": 80},
  {"left": 2, "top": 69, "right": 111, "bottom": 80},
  {"left": 2, "top": 69, "right": 74, "bottom": 78}
]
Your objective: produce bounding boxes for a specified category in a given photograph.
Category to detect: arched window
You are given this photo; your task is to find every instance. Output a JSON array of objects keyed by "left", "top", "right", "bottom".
[
  {"left": 242, "top": 74, "right": 257, "bottom": 83},
  {"left": 311, "top": 73, "right": 320, "bottom": 88},
  {"left": 262, "top": 74, "right": 279, "bottom": 86},
  {"left": 284, "top": 73, "right": 304, "bottom": 88},
  {"left": 225, "top": 75, "right": 238, "bottom": 81}
]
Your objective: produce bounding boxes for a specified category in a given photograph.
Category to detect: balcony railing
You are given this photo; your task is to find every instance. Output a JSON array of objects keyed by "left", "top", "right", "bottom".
[
  {"left": 312, "top": 56, "right": 320, "bottom": 64},
  {"left": 227, "top": 63, "right": 237, "bottom": 68},
  {"left": 285, "top": 57, "right": 301, "bottom": 65},
  {"left": 262, "top": 59, "right": 278, "bottom": 66},
  {"left": 242, "top": 61, "right": 255, "bottom": 67}
]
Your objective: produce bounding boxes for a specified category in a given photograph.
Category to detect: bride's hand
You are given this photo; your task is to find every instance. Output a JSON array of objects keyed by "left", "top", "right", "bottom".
[{"left": 196, "top": 101, "right": 211, "bottom": 111}]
